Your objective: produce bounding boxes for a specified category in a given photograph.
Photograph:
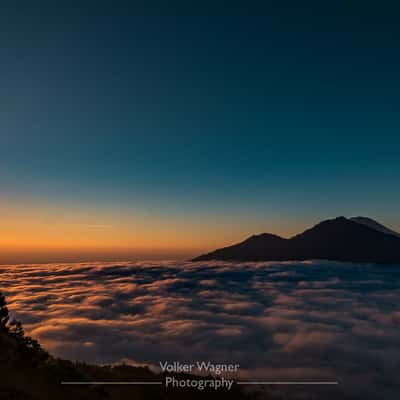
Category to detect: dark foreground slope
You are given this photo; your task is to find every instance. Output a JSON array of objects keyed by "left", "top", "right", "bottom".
[
  {"left": 194, "top": 217, "right": 400, "bottom": 264},
  {"left": 0, "top": 293, "right": 249, "bottom": 400}
]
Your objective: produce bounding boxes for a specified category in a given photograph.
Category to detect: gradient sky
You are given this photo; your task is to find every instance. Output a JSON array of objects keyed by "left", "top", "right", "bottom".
[{"left": 1, "top": 2, "right": 400, "bottom": 262}]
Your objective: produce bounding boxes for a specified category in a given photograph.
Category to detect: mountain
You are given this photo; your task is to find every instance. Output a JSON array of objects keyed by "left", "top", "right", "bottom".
[
  {"left": 193, "top": 217, "right": 400, "bottom": 264},
  {"left": 350, "top": 216, "right": 400, "bottom": 238}
]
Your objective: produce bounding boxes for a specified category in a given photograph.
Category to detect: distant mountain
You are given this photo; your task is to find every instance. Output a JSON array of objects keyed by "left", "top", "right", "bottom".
[
  {"left": 350, "top": 216, "right": 400, "bottom": 238},
  {"left": 193, "top": 217, "right": 400, "bottom": 264}
]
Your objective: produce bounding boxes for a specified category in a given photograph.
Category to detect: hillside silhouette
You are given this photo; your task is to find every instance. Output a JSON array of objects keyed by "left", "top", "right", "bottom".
[
  {"left": 0, "top": 292, "right": 252, "bottom": 400},
  {"left": 194, "top": 217, "right": 400, "bottom": 264}
]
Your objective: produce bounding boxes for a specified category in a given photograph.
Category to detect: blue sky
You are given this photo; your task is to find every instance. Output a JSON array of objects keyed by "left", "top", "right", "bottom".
[{"left": 1, "top": 2, "right": 399, "bottom": 258}]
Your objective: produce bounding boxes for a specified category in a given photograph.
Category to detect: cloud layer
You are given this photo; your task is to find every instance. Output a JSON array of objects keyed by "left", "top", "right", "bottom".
[{"left": 1, "top": 260, "right": 399, "bottom": 399}]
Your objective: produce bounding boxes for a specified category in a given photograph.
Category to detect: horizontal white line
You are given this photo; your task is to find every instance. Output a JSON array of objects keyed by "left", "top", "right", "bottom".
[
  {"left": 237, "top": 381, "right": 339, "bottom": 385},
  {"left": 61, "top": 382, "right": 163, "bottom": 385},
  {"left": 61, "top": 380, "right": 339, "bottom": 386}
]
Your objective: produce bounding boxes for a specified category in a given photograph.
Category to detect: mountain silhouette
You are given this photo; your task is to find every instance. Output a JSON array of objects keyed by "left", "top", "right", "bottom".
[
  {"left": 350, "top": 216, "right": 400, "bottom": 238},
  {"left": 193, "top": 217, "right": 400, "bottom": 264}
]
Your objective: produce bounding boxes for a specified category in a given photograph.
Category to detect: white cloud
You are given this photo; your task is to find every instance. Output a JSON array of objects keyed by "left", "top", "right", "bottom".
[{"left": 1, "top": 260, "right": 399, "bottom": 399}]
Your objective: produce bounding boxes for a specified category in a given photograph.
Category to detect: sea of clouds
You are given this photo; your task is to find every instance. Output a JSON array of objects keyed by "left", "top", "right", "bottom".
[{"left": 1, "top": 260, "right": 399, "bottom": 399}]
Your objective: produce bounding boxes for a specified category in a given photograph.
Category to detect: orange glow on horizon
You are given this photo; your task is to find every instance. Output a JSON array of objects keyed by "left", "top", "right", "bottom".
[{"left": 0, "top": 196, "right": 303, "bottom": 263}]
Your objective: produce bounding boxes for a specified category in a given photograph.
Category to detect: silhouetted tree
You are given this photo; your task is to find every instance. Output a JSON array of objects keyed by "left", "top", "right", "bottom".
[
  {"left": 9, "top": 319, "right": 24, "bottom": 339},
  {"left": 0, "top": 292, "right": 49, "bottom": 364},
  {"left": 0, "top": 292, "right": 9, "bottom": 330}
]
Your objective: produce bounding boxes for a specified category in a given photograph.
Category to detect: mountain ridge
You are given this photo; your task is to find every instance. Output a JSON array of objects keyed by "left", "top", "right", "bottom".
[
  {"left": 350, "top": 216, "right": 400, "bottom": 238},
  {"left": 193, "top": 217, "right": 400, "bottom": 264}
]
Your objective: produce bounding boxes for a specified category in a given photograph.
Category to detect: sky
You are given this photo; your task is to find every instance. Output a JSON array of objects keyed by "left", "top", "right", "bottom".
[{"left": 1, "top": 2, "right": 400, "bottom": 262}]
